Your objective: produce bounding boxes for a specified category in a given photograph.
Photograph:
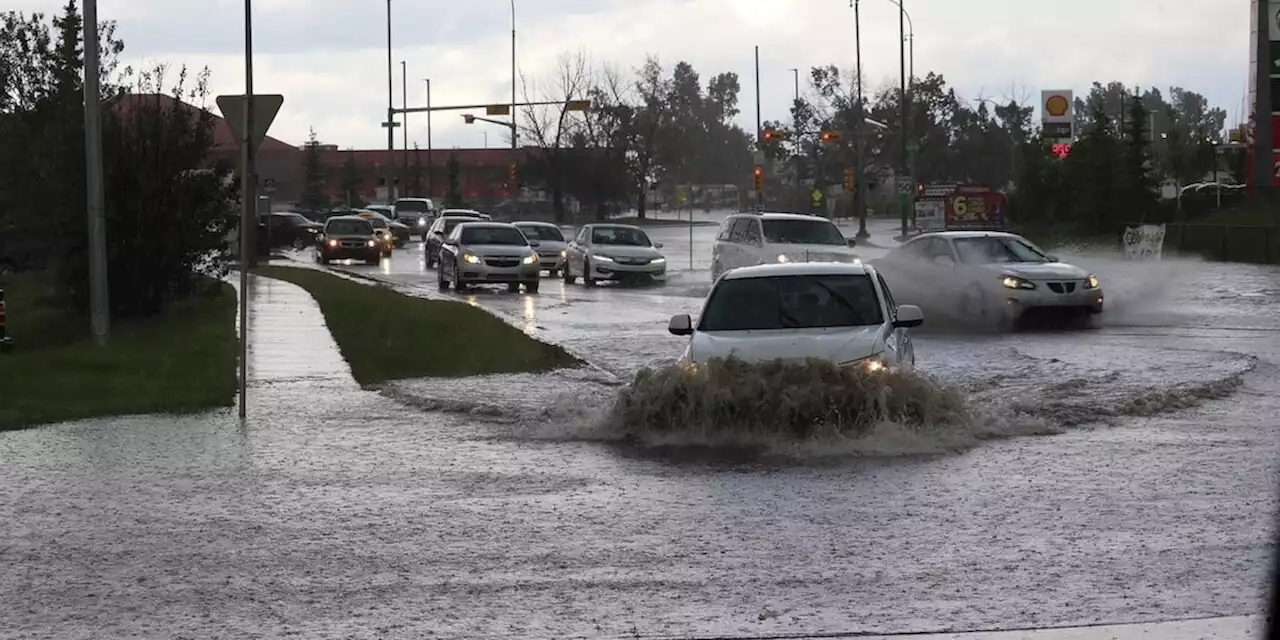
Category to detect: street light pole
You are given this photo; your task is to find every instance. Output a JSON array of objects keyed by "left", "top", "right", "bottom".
[
  {"left": 401, "top": 60, "right": 408, "bottom": 196},
  {"left": 385, "top": 0, "right": 395, "bottom": 202},
  {"left": 853, "top": 0, "right": 868, "bottom": 239},
  {"left": 754, "top": 45, "right": 763, "bottom": 209},
  {"left": 83, "top": 0, "right": 109, "bottom": 345},
  {"left": 510, "top": 0, "right": 517, "bottom": 150},
  {"left": 789, "top": 68, "right": 799, "bottom": 102},
  {"left": 424, "top": 78, "right": 433, "bottom": 196},
  {"left": 897, "top": 0, "right": 909, "bottom": 240},
  {"left": 238, "top": 0, "right": 256, "bottom": 419}
]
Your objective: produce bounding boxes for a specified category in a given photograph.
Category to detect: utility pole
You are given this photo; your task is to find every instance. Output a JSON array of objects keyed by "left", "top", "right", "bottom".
[
  {"left": 1252, "top": 0, "right": 1273, "bottom": 202},
  {"left": 401, "top": 60, "right": 408, "bottom": 196},
  {"left": 755, "top": 45, "right": 763, "bottom": 209},
  {"left": 789, "top": 68, "right": 799, "bottom": 102},
  {"left": 83, "top": 0, "right": 109, "bottom": 345},
  {"left": 853, "top": 0, "right": 868, "bottom": 239}
]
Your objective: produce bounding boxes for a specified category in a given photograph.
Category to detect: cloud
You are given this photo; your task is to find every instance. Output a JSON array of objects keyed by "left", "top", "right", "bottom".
[{"left": 4, "top": 0, "right": 1248, "bottom": 149}]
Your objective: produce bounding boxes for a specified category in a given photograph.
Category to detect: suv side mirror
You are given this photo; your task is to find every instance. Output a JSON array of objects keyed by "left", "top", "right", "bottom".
[
  {"left": 846, "top": 238, "right": 857, "bottom": 247},
  {"left": 667, "top": 314, "right": 693, "bottom": 336},
  {"left": 894, "top": 304, "right": 924, "bottom": 328},
  {"left": 654, "top": 241, "right": 664, "bottom": 249},
  {"left": 528, "top": 239, "right": 541, "bottom": 247}
]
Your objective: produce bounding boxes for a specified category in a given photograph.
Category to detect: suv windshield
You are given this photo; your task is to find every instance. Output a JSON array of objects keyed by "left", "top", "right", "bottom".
[
  {"left": 461, "top": 226, "right": 528, "bottom": 245},
  {"left": 326, "top": 219, "right": 373, "bottom": 236},
  {"left": 362, "top": 216, "right": 389, "bottom": 229},
  {"left": 440, "top": 218, "right": 470, "bottom": 235},
  {"left": 699, "top": 274, "right": 883, "bottom": 331},
  {"left": 516, "top": 225, "right": 565, "bottom": 242},
  {"left": 395, "top": 200, "right": 429, "bottom": 213},
  {"left": 954, "top": 236, "right": 1048, "bottom": 264},
  {"left": 592, "top": 227, "right": 651, "bottom": 246},
  {"left": 762, "top": 219, "right": 846, "bottom": 245}
]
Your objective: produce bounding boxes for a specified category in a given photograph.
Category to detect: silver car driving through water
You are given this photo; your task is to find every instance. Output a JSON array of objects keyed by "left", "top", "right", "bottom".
[
  {"left": 513, "top": 221, "right": 568, "bottom": 277},
  {"left": 562, "top": 223, "right": 667, "bottom": 285},
  {"left": 873, "top": 230, "right": 1103, "bottom": 329},
  {"left": 437, "top": 222, "right": 542, "bottom": 293}
]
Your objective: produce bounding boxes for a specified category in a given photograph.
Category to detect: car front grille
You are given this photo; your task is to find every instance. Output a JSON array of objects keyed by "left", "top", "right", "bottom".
[
  {"left": 616, "top": 257, "right": 650, "bottom": 265},
  {"left": 485, "top": 258, "right": 520, "bottom": 268},
  {"left": 1046, "top": 282, "right": 1077, "bottom": 294}
]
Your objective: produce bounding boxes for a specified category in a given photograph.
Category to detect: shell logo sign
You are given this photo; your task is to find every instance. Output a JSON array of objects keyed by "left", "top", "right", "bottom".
[
  {"left": 1044, "top": 95, "right": 1069, "bottom": 118},
  {"left": 1040, "top": 90, "right": 1073, "bottom": 123}
]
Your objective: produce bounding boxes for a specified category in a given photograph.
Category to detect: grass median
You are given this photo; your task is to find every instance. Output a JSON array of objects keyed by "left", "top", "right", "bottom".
[
  {"left": 253, "top": 265, "right": 580, "bottom": 384},
  {"left": 0, "top": 273, "right": 238, "bottom": 431}
]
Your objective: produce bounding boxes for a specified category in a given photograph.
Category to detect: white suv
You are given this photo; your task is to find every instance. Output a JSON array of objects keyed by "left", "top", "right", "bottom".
[
  {"left": 668, "top": 261, "right": 923, "bottom": 370},
  {"left": 710, "top": 212, "right": 860, "bottom": 281}
]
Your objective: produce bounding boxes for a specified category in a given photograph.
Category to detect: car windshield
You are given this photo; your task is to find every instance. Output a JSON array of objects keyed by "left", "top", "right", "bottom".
[
  {"left": 461, "top": 226, "right": 528, "bottom": 245},
  {"left": 326, "top": 219, "right": 373, "bottom": 235},
  {"left": 440, "top": 218, "right": 469, "bottom": 234},
  {"left": 285, "top": 213, "right": 312, "bottom": 225},
  {"left": 395, "top": 200, "right": 429, "bottom": 213},
  {"left": 699, "top": 274, "right": 883, "bottom": 331},
  {"left": 762, "top": 218, "right": 846, "bottom": 245},
  {"left": 516, "top": 225, "right": 565, "bottom": 242},
  {"left": 363, "top": 216, "right": 389, "bottom": 229},
  {"left": 592, "top": 226, "right": 651, "bottom": 246},
  {"left": 954, "top": 236, "right": 1048, "bottom": 264}
]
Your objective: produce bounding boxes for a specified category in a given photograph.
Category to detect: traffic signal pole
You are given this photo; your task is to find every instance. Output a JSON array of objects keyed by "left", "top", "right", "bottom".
[
  {"left": 755, "top": 45, "right": 764, "bottom": 209},
  {"left": 853, "top": 0, "right": 868, "bottom": 239}
]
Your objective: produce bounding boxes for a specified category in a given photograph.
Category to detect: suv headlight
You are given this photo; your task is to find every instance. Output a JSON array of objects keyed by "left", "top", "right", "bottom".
[
  {"left": 366, "top": 240, "right": 376, "bottom": 247},
  {"left": 1002, "top": 275, "right": 1035, "bottom": 290},
  {"left": 1084, "top": 274, "right": 1099, "bottom": 289},
  {"left": 463, "top": 253, "right": 482, "bottom": 264}
]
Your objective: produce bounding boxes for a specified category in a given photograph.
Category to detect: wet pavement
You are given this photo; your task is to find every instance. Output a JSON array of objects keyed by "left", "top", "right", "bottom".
[{"left": 2, "top": 219, "right": 1279, "bottom": 638}]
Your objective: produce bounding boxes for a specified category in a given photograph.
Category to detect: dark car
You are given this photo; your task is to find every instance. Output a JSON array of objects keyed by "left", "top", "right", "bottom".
[
  {"left": 316, "top": 216, "right": 381, "bottom": 265},
  {"left": 392, "top": 198, "right": 436, "bottom": 239},
  {"left": 424, "top": 215, "right": 485, "bottom": 268},
  {"left": 260, "top": 212, "right": 323, "bottom": 250}
]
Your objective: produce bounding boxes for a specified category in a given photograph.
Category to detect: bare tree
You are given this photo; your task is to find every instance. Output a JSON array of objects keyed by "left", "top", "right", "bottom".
[
  {"left": 568, "top": 63, "right": 635, "bottom": 220},
  {"left": 519, "top": 51, "right": 590, "bottom": 223}
]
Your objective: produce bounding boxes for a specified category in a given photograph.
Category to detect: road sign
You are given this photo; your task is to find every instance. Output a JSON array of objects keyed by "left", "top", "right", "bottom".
[
  {"left": 215, "top": 94, "right": 284, "bottom": 156},
  {"left": 1040, "top": 90, "right": 1073, "bottom": 124},
  {"left": 485, "top": 104, "right": 510, "bottom": 116},
  {"left": 263, "top": 178, "right": 276, "bottom": 194},
  {"left": 1043, "top": 122, "right": 1072, "bottom": 139},
  {"left": 897, "top": 180, "right": 914, "bottom": 194}
]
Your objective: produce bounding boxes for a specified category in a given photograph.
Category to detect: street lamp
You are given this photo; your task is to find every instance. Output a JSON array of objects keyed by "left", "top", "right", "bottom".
[
  {"left": 510, "top": 0, "right": 517, "bottom": 149},
  {"left": 851, "top": 0, "right": 868, "bottom": 239},
  {"left": 384, "top": 0, "right": 396, "bottom": 200}
]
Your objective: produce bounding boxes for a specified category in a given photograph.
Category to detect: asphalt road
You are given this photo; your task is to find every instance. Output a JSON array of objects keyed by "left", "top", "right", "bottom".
[{"left": 1, "top": 214, "right": 1276, "bottom": 639}]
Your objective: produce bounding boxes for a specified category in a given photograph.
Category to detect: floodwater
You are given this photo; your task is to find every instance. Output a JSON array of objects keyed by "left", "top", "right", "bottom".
[{"left": 1, "top": 214, "right": 1277, "bottom": 639}]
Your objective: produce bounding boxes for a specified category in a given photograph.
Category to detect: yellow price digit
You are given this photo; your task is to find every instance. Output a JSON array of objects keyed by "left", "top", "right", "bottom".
[{"left": 951, "top": 196, "right": 969, "bottom": 220}]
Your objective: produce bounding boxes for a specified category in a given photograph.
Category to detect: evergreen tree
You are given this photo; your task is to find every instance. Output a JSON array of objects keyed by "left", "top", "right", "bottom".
[
  {"left": 299, "top": 128, "right": 327, "bottom": 212},
  {"left": 445, "top": 153, "right": 464, "bottom": 207},
  {"left": 1118, "top": 92, "right": 1159, "bottom": 222},
  {"left": 339, "top": 149, "right": 363, "bottom": 208}
]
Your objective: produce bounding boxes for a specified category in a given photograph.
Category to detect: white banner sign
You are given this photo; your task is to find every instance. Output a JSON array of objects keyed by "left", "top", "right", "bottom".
[
  {"left": 1122, "top": 224, "right": 1166, "bottom": 261},
  {"left": 914, "top": 200, "right": 945, "bottom": 231}
]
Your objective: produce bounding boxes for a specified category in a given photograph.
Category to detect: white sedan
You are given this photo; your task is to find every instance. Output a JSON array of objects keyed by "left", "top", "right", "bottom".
[
  {"left": 667, "top": 262, "right": 923, "bottom": 371},
  {"left": 563, "top": 223, "right": 667, "bottom": 285},
  {"left": 873, "top": 231, "right": 1103, "bottom": 329}
]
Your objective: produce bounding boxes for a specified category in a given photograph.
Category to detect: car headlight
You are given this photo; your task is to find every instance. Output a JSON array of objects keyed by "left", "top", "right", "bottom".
[
  {"left": 560, "top": 249, "right": 567, "bottom": 257},
  {"left": 839, "top": 354, "right": 886, "bottom": 372},
  {"left": 417, "top": 217, "right": 427, "bottom": 226},
  {"left": 594, "top": 254, "right": 614, "bottom": 262},
  {"left": 1084, "top": 274, "right": 1099, "bottom": 289},
  {"left": 463, "top": 253, "right": 482, "bottom": 264},
  {"left": 327, "top": 239, "right": 337, "bottom": 247},
  {"left": 651, "top": 257, "right": 666, "bottom": 264},
  {"left": 522, "top": 254, "right": 537, "bottom": 264},
  {"left": 366, "top": 240, "right": 376, "bottom": 247},
  {"left": 1002, "top": 275, "right": 1035, "bottom": 290},
  {"left": 776, "top": 254, "right": 789, "bottom": 263}
]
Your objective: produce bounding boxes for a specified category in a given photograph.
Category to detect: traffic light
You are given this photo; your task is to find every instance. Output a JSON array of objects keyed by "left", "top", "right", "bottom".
[
  {"left": 820, "top": 130, "right": 842, "bottom": 143},
  {"left": 916, "top": 183, "right": 924, "bottom": 197},
  {"left": 508, "top": 162, "right": 518, "bottom": 182},
  {"left": 752, "top": 165, "right": 764, "bottom": 192},
  {"left": 762, "top": 128, "right": 775, "bottom": 142},
  {"left": 843, "top": 168, "right": 854, "bottom": 191}
]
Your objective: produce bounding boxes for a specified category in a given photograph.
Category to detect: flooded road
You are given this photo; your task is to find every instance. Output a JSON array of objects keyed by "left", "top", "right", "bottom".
[{"left": 2, "top": 215, "right": 1278, "bottom": 639}]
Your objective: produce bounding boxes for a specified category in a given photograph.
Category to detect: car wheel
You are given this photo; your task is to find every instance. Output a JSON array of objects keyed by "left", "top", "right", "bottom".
[
  {"left": 525, "top": 279, "right": 539, "bottom": 294},
  {"left": 562, "top": 261, "right": 576, "bottom": 284},
  {"left": 453, "top": 261, "right": 467, "bottom": 291},
  {"left": 546, "top": 269, "right": 558, "bottom": 279},
  {"left": 437, "top": 265, "right": 450, "bottom": 290},
  {"left": 583, "top": 257, "right": 596, "bottom": 286},
  {"left": 507, "top": 282, "right": 520, "bottom": 293}
]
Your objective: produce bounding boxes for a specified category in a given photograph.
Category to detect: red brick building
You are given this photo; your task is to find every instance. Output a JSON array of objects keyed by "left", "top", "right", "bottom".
[{"left": 120, "top": 93, "right": 527, "bottom": 204}]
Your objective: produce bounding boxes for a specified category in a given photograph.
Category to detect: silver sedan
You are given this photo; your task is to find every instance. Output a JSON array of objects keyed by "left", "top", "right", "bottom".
[
  {"left": 562, "top": 223, "right": 667, "bottom": 286},
  {"left": 437, "top": 222, "right": 541, "bottom": 293}
]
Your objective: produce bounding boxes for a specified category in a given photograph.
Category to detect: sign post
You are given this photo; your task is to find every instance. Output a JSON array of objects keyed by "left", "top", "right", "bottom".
[
  {"left": 1041, "top": 90, "right": 1074, "bottom": 154},
  {"left": 216, "top": 93, "right": 283, "bottom": 419}
]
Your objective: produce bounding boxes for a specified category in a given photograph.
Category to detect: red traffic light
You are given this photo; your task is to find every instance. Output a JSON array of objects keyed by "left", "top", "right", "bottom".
[{"left": 752, "top": 166, "right": 763, "bottom": 176}]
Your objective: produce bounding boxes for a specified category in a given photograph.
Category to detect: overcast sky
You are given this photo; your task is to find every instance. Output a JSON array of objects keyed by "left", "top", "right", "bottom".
[{"left": 3, "top": 0, "right": 1248, "bottom": 150}]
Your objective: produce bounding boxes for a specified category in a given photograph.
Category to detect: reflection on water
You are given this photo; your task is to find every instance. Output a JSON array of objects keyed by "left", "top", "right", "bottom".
[{"left": 522, "top": 294, "right": 538, "bottom": 336}]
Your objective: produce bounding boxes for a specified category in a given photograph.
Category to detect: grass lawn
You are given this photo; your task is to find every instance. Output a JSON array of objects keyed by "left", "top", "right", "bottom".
[
  {"left": 253, "top": 266, "right": 580, "bottom": 385},
  {"left": 0, "top": 273, "right": 238, "bottom": 431}
]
